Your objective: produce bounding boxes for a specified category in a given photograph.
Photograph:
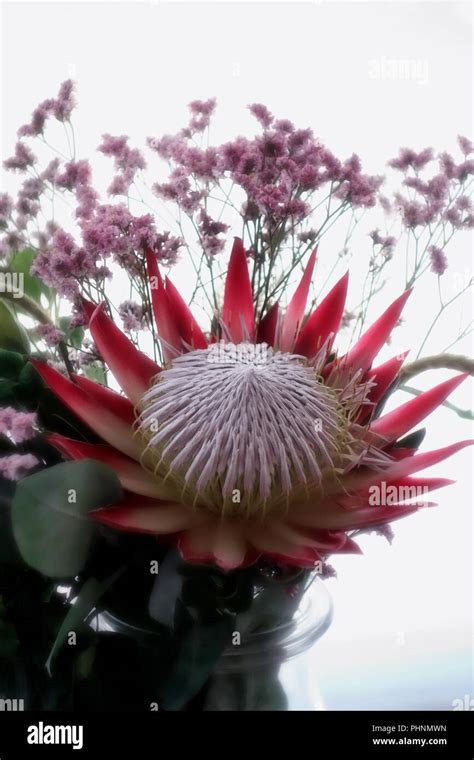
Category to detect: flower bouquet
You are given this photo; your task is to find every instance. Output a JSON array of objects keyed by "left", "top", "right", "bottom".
[{"left": 0, "top": 84, "right": 472, "bottom": 711}]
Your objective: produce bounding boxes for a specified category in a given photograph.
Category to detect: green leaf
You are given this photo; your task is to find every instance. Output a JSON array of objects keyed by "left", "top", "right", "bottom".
[
  {"left": 12, "top": 460, "right": 123, "bottom": 578},
  {"left": 0, "top": 378, "right": 16, "bottom": 405},
  {"left": 0, "top": 349, "right": 26, "bottom": 380},
  {"left": 0, "top": 481, "right": 20, "bottom": 564},
  {"left": 84, "top": 364, "right": 107, "bottom": 385},
  {"left": 58, "top": 317, "right": 84, "bottom": 350},
  {"left": 10, "top": 248, "right": 53, "bottom": 304},
  {"left": 0, "top": 301, "right": 29, "bottom": 353},
  {"left": 14, "top": 360, "right": 44, "bottom": 407},
  {"left": 46, "top": 569, "right": 123, "bottom": 674}
]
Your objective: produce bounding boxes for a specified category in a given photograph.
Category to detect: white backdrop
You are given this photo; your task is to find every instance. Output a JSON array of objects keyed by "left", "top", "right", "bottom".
[{"left": 1, "top": 0, "right": 473, "bottom": 709}]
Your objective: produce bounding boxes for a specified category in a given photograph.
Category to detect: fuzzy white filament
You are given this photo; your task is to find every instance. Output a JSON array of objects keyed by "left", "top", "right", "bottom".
[{"left": 137, "top": 343, "right": 355, "bottom": 516}]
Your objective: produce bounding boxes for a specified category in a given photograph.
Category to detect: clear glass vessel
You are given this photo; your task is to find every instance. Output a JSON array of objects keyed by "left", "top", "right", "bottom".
[
  {"left": 203, "top": 577, "right": 333, "bottom": 710},
  {"left": 89, "top": 574, "right": 333, "bottom": 712}
]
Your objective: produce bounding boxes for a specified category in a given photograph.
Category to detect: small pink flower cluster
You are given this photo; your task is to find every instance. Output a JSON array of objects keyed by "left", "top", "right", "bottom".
[
  {"left": 148, "top": 101, "right": 382, "bottom": 257},
  {"left": 98, "top": 134, "right": 146, "bottom": 197},
  {"left": 0, "top": 407, "right": 37, "bottom": 443},
  {"left": 34, "top": 324, "right": 65, "bottom": 347},
  {"left": 1, "top": 81, "right": 182, "bottom": 305},
  {"left": 388, "top": 139, "right": 474, "bottom": 231},
  {"left": 118, "top": 300, "right": 146, "bottom": 332},
  {"left": 429, "top": 245, "right": 448, "bottom": 276},
  {"left": 0, "top": 453, "right": 39, "bottom": 481},
  {"left": 18, "top": 80, "right": 75, "bottom": 137}
]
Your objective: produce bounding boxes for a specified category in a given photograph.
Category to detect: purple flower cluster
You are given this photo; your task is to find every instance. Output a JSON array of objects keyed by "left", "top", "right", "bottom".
[
  {"left": 0, "top": 193, "right": 13, "bottom": 231},
  {"left": 16, "top": 79, "right": 75, "bottom": 138},
  {"left": 429, "top": 246, "right": 448, "bottom": 276},
  {"left": 1, "top": 80, "right": 182, "bottom": 299},
  {"left": 98, "top": 134, "right": 146, "bottom": 197},
  {"left": 0, "top": 453, "right": 39, "bottom": 481},
  {"left": 80, "top": 205, "right": 154, "bottom": 275},
  {"left": 31, "top": 229, "right": 100, "bottom": 299},
  {"left": 187, "top": 98, "right": 217, "bottom": 134},
  {"left": 3, "top": 142, "right": 36, "bottom": 172},
  {"left": 148, "top": 100, "right": 382, "bottom": 257},
  {"left": 31, "top": 203, "right": 180, "bottom": 298},
  {"left": 197, "top": 210, "right": 229, "bottom": 256},
  {"left": 0, "top": 407, "right": 37, "bottom": 443},
  {"left": 34, "top": 323, "right": 65, "bottom": 347},
  {"left": 3, "top": 80, "right": 473, "bottom": 323},
  {"left": 388, "top": 139, "right": 474, "bottom": 239},
  {"left": 118, "top": 300, "right": 146, "bottom": 332},
  {"left": 388, "top": 147, "right": 434, "bottom": 171}
]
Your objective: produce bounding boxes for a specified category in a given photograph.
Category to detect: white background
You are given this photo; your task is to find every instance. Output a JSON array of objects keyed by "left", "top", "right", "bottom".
[{"left": 1, "top": 0, "right": 473, "bottom": 709}]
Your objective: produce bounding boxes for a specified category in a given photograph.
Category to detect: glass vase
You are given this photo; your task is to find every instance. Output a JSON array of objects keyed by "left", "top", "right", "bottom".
[
  {"left": 202, "top": 576, "right": 332, "bottom": 711},
  {"left": 82, "top": 572, "right": 333, "bottom": 712}
]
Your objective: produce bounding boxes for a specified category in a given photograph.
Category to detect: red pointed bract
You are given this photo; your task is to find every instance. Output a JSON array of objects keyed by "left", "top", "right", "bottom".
[
  {"left": 294, "top": 270, "right": 348, "bottom": 357},
  {"left": 46, "top": 434, "right": 166, "bottom": 498},
  {"left": 257, "top": 302, "right": 279, "bottom": 346},
  {"left": 337, "top": 289, "right": 412, "bottom": 375},
  {"left": 280, "top": 247, "right": 317, "bottom": 352},
  {"left": 31, "top": 360, "right": 141, "bottom": 460},
  {"left": 165, "top": 276, "right": 208, "bottom": 350},
  {"left": 146, "top": 248, "right": 183, "bottom": 361},
  {"left": 222, "top": 238, "right": 254, "bottom": 342},
  {"left": 365, "top": 352, "right": 409, "bottom": 404},
  {"left": 73, "top": 374, "right": 135, "bottom": 425},
  {"left": 351, "top": 440, "right": 474, "bottom": 490},
  {"left": 92, "top": 500, "right": 204, "bottom": 534},
  {"left": 370, "top": 374, "right": 469, "bottom": 441},
  {"left": 356, "top": 351, "right": 409, "bottom": 422},
  {"left": 86, "top": 300, "right": 161, "bottom": 403}
]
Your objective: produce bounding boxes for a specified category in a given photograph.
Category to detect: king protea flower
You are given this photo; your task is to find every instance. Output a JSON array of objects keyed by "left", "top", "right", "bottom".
[{"left": 33, "top": 240, "right": 471, "bottom": 570}]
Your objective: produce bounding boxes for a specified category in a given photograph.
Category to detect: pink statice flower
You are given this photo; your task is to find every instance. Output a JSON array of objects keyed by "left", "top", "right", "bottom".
[
  {"left": 53, "top": 79, "right": 76, "bottom": 121},
  {"left": 0, "top": 407, "right": 37, "bottom": 443},
  {"left": 389, "top": 147, "right": 434, "bottom": 171},
  {"left": 429, "top": 246, "right": 448, "bottom": 275},
  {"left": 17, "top": 98, "right": 55, "bottom": 137},
  {"left": 188, "top": 98, "right": 217, "bottom": 132},
  {"left": 118, "top": 301, "right": 146, "bottom": 332},
  {"left": 0, "top": 193, "right": 13, "bottom": 229},
  {"left": 34, "top": 324, "right": 65, "bottom": 347},
  {"left": 0, "top": 453, "right": 39, "bottom": 481},
  {"left": 98, "top": 134, "right": 146, "bottom": 196},
  {"left": 248, "top": 103, "right": 274, "bottom": 129},
  {"left": 457, "top": 135, "right": 473, "bottom": 156},
  {"left": 3, "top": 142, "right": 36, "bottom": 172},
  {"left": 56, "top": 160, "right": 92, "bottom": 191}
]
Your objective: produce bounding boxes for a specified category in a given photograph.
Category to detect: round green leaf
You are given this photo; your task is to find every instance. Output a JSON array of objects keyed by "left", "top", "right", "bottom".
[
  {"left": 0, "top": 301, "right": 29, "bottom": 353},
  {"left": 0, "top": 349, "right": 26, "bottom": 380},
  {"left": 12, "top": 460, "right": 123, "bottom": 578}
]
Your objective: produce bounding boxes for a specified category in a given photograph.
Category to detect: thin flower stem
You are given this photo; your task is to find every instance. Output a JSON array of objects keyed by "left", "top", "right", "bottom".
[{"left": 417, "top": 278, "right": 473, "bottom": 358}]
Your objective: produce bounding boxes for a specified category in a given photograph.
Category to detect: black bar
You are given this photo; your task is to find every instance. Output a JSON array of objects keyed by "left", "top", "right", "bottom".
[{"left": 0, "top": 710, "right": 472, "bottom": 756}]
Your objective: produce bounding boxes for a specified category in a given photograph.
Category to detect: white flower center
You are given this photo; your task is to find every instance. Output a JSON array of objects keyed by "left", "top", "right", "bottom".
[{"left": 137, "top": 343, "right": 351, "bottom": 516}]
